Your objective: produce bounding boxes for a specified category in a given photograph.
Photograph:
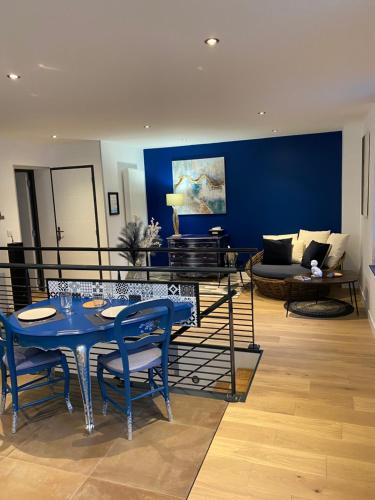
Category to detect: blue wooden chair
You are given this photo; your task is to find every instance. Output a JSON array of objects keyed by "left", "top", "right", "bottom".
[
  {"left": 97, "top": 298, "right": 174, "bottom": 440},
  {"left": 0, "top": 310, "right": 73, "bottom": 433}
]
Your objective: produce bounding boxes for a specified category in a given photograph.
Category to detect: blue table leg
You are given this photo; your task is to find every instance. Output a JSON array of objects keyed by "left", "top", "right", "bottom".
[{"left": 74, "top": 345, "right": 94, "bottom": 433}]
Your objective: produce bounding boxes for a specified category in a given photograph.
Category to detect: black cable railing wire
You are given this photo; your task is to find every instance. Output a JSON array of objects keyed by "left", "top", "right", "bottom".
[{"left": 0, "top": 245, "right": 258, "bottom": 398}]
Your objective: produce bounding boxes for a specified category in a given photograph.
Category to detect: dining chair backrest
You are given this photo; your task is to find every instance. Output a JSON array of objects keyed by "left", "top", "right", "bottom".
[
  {"left": 112, "top": 298, "right": 175, "bottom": 374},
  {"left": 0, "top": 310, "right": 16, "bottom": 372}
]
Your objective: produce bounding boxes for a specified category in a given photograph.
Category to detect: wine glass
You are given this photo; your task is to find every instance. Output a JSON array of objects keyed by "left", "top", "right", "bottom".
[
  {"left": 104, "top": 288, "right": 114, "bottom": 306},
  {"left": 93, "top": 290, "right": 105, "bottom": 311},
  {"left": 60, "top": 291, "right": 72, "bottom": 315}
]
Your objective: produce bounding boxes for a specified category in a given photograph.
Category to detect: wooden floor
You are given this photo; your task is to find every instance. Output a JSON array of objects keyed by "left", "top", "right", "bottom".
[{"left": 189, "top": 288, "right": 375, "bottom": 500}]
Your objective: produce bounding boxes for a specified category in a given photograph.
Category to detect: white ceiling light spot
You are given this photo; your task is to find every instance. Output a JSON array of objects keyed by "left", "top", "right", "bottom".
[
  {"left": 205, "top": 38, "right": 219, "bottom": 46},
  {"left": 7, "top": 73, "right": 20, "bottom": 80},
  {"left": 51, "top": 134, "right": 57, "bottom": 139},
  {"left": 272, "top": 129, "right": 279, "bottom": 133},
  {"left": 257, "top": 111, "right": 266, "bottom": 116},
  {"left": 144, "top": 124, "right": 151, "bottom": 129}
]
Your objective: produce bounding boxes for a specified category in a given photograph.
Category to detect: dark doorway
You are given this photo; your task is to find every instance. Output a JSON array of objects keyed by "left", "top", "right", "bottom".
[{"left": 14, "top": 169, "right": 44, "bottom": 289}]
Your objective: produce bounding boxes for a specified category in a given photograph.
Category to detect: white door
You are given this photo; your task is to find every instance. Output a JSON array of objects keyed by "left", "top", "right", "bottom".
[{"left": 51, "top": 166, "right": 101, "bottom": 279}]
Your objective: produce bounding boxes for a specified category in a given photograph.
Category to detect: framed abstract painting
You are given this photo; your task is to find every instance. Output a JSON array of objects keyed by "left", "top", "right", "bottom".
[{"left": 172, "top": 156, "right": 226, "bottom": 215}]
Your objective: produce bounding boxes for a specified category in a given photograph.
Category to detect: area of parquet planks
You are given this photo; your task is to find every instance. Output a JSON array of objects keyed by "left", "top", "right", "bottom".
[{"left": 189, "top": 287, "right": 375, "bottom": 500}]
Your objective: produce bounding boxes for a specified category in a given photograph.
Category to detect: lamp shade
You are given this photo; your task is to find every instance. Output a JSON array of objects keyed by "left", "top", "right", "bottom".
[{"left": 166, "top": 193, "right": 184, "bottom": 206}]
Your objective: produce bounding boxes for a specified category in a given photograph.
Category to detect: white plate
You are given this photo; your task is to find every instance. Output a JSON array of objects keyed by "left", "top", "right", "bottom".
[
  {"left": 18, "top": 307, "right": 57, "bottom": 322},
  {"left": 101, "top": 305, "right": 127, "bottom": 319}
]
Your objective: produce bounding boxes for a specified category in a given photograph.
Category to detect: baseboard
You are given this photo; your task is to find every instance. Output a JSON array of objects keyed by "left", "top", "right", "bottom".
[
  {"left": 368, "top": 310, "right": 375, "bottom": 336},
  {"left": 359, "top": 284, "right": 375, "bottom": 337}
]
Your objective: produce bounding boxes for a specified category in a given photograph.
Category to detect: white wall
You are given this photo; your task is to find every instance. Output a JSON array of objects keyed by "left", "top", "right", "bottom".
[
  {"left": 342, "top": 103, "right": 375, "bottom": 328},
  {"left": 359, "top": 105, "right": 375, "bottom": 327},
  {"left": 100, "top": 141, "right": 147, "bottom": 267},
  {"left": 342, "top": 121, "right": 363, "bottom": 270},
  {"left": 0, "top": 138, "right": 108, "bottom": 263}
]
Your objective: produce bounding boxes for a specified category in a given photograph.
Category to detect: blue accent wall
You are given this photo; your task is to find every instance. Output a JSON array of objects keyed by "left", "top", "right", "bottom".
[{"left": 144, "top": 132, "right": 342, "bottom": 249}]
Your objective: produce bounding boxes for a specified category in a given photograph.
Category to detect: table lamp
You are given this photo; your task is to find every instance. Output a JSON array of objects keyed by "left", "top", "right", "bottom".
[{"left": 166, "top": 193, "right": 184, "bottom": 238}]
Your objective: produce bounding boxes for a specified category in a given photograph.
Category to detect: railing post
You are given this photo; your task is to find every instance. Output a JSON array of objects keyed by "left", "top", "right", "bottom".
[
  {"left": 249, "top": 252, "right": 256, "bottom": 350},
  {"left": 146, "top": 251, "right": 150, "bottom": 281},
  {"left": 227, "top": 271, "right": 237, "bottom": 401}
]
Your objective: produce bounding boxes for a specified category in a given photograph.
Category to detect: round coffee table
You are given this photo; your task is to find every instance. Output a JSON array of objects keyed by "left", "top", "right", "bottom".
[{"left": 284, "top": 271, "right": 359, "bottom": 317}]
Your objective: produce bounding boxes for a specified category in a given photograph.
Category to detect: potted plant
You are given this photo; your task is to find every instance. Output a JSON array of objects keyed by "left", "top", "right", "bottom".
[{"left": 118, "top": 217, "right": 161, "bottom": 279}]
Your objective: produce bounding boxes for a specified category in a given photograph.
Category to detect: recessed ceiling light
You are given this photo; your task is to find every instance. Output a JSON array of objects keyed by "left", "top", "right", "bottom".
[
  {"left": 144, "top": 124, "right": 151, "bottom": 129},
  {"left": 51, "top": 134, "right": 57, "bottom": 139},
  {"left": 272, "top": 129, "right": 279, "bottom": 133},
  {"left": 205, "top": 38, "right": 219, "bottom": 46},
  {"left": 7, "top": 73, "right": 21, "bottom": 80},
  {"left": 257, "top": 111, "right": 266, "bottom": 116}
]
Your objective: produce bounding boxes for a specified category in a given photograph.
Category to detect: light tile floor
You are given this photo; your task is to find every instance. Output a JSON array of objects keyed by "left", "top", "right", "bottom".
[{"left": 0, "top": 379, "right": 227, "bottom": 499}]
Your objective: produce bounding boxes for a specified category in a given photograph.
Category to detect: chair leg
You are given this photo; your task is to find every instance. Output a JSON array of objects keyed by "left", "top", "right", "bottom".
[
  {"left": 124, "top": 377, "right": 133, "bottom": 440},
  {"left": 11, "top": 409, "right": 18, "bottom": 434},
  {"left": 60, "top": 356, "right": 73, "bottom": 414},
  {"left": 0, "top": 392, "right": 6, "bottom": 415},
  {"left": 48, "top": 367, "right": 55, "bottom": 382},
  {"left": 97, "top": 364, "right": 109, "bottom": 415},
  {"left": 47, "top": 367, "right": 56, "bottom": 396},
  {"left": 161, "top": 366, "right": 173, "bottom": 422},
  {"left": 102, "top": 400, "right": 109, "bottom": 416},
  {"left": 148, "top": 368, "right": 157, "bottom": 395},
  {"left": 9, "top": 372, "right": 19, "bottom": 434},
  {"left": 127, "top": 411, "right": 133, "bottom": 441},
  {"left": 0, "top": 362, "right": 7, "bottom": 415},
  {"left": 165, "top": 398, "right": 173, "bottom": 422}
]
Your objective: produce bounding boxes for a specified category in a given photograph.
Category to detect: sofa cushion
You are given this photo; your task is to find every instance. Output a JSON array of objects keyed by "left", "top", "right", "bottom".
[
  {"left": 98, "top": 346, "right": 162, "bottom": 374},
  {"left": 3, "top": 347, "right": 63, "bottom": 372},
  {"left": 262, "top": 238, "right": 292, "bottom": 265},
  {"left": 325, "top": 233, "right": 349, "bottom": 268},
  {"left": 253, "top": 263, "right": 307, "bottom": 280},
  {"left": 263, "top": 234, "right": 304, "bottom": 263},
  {"left": 263, "top": 233, "right": 298, "bottom": 241},
  {"left": 301, "top": 240, "right": 331, "bottom": 268},
  {"left": 291, "top": 239, "right": 305, "bottom": 263},
  {"left": 299, "top": 229, "right": 330, "bottom": 246}
]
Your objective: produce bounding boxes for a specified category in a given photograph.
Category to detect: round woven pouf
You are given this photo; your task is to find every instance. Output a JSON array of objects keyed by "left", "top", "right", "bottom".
[{"left": 285, "top": 298, "right": 354, "bottom": 318}]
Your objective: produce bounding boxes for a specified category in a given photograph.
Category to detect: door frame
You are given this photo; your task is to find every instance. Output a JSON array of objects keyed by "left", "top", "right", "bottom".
[
  {"left": 14, "top": 169, "right": 44, "bottom": 289},
  {"left": 50, "top": 165, "right": 102, "bottom": 278}
]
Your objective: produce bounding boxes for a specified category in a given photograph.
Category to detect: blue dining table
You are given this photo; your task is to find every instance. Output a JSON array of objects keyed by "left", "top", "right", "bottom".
[{"left": 8, "top": 297, "right": 192, "bottom": 433}]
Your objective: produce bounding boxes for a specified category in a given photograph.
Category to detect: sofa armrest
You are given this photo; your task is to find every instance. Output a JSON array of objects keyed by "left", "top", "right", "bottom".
[{"left": 245, "top": 250, "right": 263, "bottom": 277}]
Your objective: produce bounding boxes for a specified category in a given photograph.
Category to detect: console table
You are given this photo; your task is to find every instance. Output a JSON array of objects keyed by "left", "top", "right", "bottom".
[{"left": 167, "top": 234, "right": 229, "bottom": 278}]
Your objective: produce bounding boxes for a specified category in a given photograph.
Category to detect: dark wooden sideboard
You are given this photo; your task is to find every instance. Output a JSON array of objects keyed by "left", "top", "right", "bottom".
[{"left": 167, "top": 234, "right": 229, "bottom": 278}]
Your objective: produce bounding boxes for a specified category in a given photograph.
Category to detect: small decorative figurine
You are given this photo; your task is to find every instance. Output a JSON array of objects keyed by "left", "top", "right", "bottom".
[{"left": 310, "top": 259, "right": 323, "bottom": 278}]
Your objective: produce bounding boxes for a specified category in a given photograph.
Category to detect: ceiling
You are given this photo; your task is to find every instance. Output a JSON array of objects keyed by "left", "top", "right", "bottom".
[{"left": 1, "top": 0, "right": 375, "bottom": 147}]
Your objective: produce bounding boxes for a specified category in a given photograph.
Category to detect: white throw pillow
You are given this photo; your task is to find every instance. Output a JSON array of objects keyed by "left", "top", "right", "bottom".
[
  {"left": 263, "top": 234, "right": 303, "bottom": 263},
  {"left": 299, "top": 229, "right": 331, "bottom": 246},
  {"left": 325, "top": 233, "right": 349, "bottom": 268},
  {"left": 291, "top": 239, "right": 305, "bottom": 264},
  {"left": 263, "top": 233, "right": 298, "bottom": 241}
]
